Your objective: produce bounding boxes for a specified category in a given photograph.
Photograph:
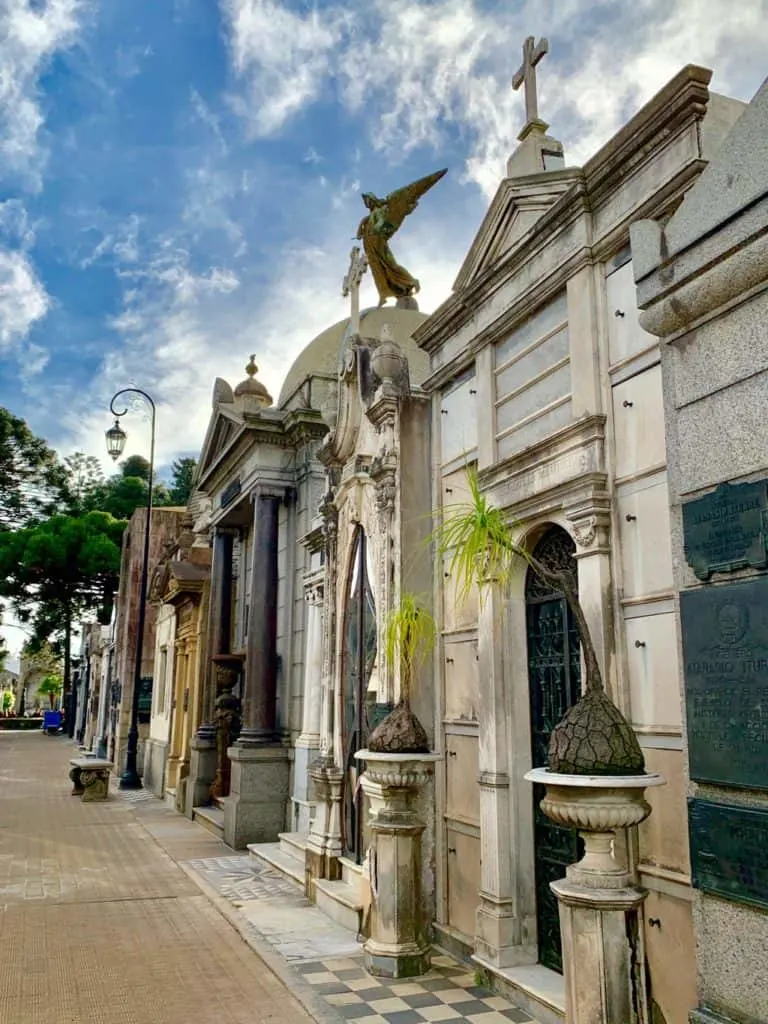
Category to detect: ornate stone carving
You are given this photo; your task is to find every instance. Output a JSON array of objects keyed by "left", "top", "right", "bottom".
[{"left": 572, "top": 517, "right": 597, "bottom": 549}]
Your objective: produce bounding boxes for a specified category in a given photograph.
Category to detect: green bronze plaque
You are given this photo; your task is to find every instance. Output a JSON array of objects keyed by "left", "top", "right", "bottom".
[
  {"left": 680, "top": 577, "right": 768, "bottom": 790},
  {"left": 683, "top": 480, "right": 768, "bottom": 580},
  {"left": 689, "top": 798, "right": 768, "bottom": 911}
]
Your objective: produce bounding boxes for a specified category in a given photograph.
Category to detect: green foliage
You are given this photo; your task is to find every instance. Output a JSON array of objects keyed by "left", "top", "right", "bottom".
[
  {"left": 433, "top": 468, "right": 519, "bottom": 603},
  {"left": 37, "top": 674, "right": 63, "bottom": 707},
  {"left": 61, "top": 452, "right": 105, "bottom": 515},
  {"left": 0, "top": 407, "right": 67, "bottom": 530},
  {"left": 434, "top": 467, "right": 604, "bottom": 693},
  {"left": 166, "top": 457, "right": 197, "bottom": 506},
  {"left": 120, "top": 454, "right": 151, "bottom": 481},
  {"left": 385, "top": 593, "right": 436, "bottom": 703},
  {"left": 0, "top": 511, "right": 126, "bottom": 650}
]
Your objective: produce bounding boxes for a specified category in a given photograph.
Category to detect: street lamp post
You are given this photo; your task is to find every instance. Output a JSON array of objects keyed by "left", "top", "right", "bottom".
[{"left": 106, "top": 387, "right": 156, "bottom": 790}]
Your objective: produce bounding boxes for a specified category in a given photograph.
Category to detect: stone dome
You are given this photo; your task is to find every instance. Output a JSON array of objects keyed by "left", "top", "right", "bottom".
[
  {"left": 234, "top": 355, "right": 273, "bottom": 407},
  {"left": 277, "top": 306, "right": 431, "bottom": 410}
]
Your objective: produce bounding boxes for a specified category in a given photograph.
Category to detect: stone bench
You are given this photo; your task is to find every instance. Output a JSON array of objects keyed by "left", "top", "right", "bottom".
[{"left": 69, "top": 758, "right": 113, "bottom": 802}]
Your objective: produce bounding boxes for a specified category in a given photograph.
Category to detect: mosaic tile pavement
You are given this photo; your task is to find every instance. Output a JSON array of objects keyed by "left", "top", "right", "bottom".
[
  {"left": 187, "top": 853, "right": 306, "bottom": 904},
  {"left": 297, "top": 954, "right": 535, "bottom": 1024}
]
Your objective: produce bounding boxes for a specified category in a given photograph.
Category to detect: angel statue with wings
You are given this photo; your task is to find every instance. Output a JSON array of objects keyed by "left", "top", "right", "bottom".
[{"left": 356, "top": 168, "right": 447, "bottom": 307}]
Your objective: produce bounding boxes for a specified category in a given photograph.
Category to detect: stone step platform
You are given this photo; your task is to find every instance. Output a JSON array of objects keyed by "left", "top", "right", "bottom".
[
  {"left": 247, "top": 838, "right": 305, "bottom": 887},
  {"left": 193, "top": 804, "right": 224, "bottom": 840},
  {"left": 313, "top": 878, "right": 364, "bottom": 934}
]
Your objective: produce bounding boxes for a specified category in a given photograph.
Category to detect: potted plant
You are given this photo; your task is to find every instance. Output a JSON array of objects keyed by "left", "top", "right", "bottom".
[
  {"left": 434, "top": 467, "right": 645, "bottom": 776},
  {"left": 367, "top": 593, "right": 435, "bottom": 754}
]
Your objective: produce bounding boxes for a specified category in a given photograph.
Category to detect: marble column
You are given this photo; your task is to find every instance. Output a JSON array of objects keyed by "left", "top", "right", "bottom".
[
  {"left": 225, "top": 489, "right": 290, "bottom": 849},
  {"left": 187, "top": 527, "right": 234, "bottom": 813},
  {"left": 293, "top": 581, "right": 324, "bottom": 834}
]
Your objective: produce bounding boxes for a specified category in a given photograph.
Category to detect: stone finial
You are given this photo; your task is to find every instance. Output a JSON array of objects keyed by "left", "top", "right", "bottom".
[{"left": 234, "top": 353, "right": 273, "bottom": 408}]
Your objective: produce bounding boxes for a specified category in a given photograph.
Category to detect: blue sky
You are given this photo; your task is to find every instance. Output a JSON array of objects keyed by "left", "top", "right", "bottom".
[{"left": 0, "top": 0, "right": 767, "bottom": 488}]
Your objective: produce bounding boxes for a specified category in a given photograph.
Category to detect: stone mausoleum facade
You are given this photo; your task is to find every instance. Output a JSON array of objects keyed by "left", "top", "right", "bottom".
[{"left": 99, "top": 53, "right": 767, "bottom": 1024}]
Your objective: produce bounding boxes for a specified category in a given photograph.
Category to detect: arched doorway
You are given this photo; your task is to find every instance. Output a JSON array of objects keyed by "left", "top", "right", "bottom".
[
  {"left": 526, "top": 525, "right": 581, "bottom": 973},
  {"left": 341, "top": 527, "right": 377, "bottom": 862}
]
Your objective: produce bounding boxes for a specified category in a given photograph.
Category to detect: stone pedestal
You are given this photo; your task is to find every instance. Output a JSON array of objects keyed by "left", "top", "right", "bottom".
[
  {"left": 525, "top": 768, "right": 665, "bottom": 1024},
  {"left": 305, "top": 759, "right": 344, "bottom": 894},
  {"left": 184, "top": 733, "right": 217, "bottom": 818},
  {"left": 356, "top": 750, "right": 441, "bottom": 979},
  {"left": 223, "top": 744, "right": 290, "bottom": 850}
]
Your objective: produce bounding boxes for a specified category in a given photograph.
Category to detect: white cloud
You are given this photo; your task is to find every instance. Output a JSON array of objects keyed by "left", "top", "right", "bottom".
[
  {"left": 0, "top": 0, "right": 87, "bottom": 190},
  {"left": 0, "top": 247, "right": 50, "bottom": 370},
  {"left": 220, "top": 0, "right": 348, "bottom": 136},
  {"left": 222, "top": 0, "right": 768, "bottom": 197}
]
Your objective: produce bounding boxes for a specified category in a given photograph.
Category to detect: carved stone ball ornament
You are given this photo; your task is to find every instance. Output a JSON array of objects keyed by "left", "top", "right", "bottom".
[{"left": 548, "top": 688, "right": 645, "bottom": 776}]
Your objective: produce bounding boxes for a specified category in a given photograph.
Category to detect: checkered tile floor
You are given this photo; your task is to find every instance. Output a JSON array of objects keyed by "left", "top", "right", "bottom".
[{"left": 298, "top": 954, "right": 535, "bottom": 1023}]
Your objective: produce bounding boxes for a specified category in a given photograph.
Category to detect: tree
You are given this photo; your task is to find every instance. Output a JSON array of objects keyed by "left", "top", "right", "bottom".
[
  {"left": 166, "top": 457, "right": 196, "bottom": 506},
  {"left": 0, "top": 407, "right": 67, "bottom": 530},
  {"left": 120, "top": 455, "right": 151, "bottom": 482},
  {"left": 0, "top": 511, "right": 126, "bottom": 699},
  {"left": 95, "top": 475, "right": 150, "bottom": 520},
  {"left": 37, "top": 674, "right": 63, "bottom": 709},
  {"left": 61, "top": 452, "right": 105, "bottom": 515}
]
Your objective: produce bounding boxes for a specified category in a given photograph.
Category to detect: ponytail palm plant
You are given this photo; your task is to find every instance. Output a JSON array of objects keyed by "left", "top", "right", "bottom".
[
  {"left": 367, "top": 593, "right": 436, "bottom": 754},
  {"left": 435, "top": 468, "right": 644, "bottom": 776}
]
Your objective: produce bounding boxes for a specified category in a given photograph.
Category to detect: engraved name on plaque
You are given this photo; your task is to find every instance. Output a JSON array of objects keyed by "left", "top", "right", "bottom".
[
  {"left": 680, "top": 576, "right": 768, "bottom": 791},
  {"left": 683, "top": 479, "right": 768, "bottom": 580}
]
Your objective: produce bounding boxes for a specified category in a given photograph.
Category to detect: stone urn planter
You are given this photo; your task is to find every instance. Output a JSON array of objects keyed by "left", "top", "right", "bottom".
[
  {"left": 525, "top": 767, "right": 665, "bottom": 1024},
  {"left": 355, "top": 749, "right": 441, "bottom": 979}
]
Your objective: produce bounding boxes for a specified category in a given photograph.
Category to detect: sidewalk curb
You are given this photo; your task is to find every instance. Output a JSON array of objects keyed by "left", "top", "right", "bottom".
[{"left": 175, "top": 860, "right": 345, "bottom": 1024}]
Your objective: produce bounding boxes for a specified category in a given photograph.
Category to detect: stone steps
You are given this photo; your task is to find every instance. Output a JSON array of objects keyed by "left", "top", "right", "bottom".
[
  {"left": 247, "top": 841, "right": 305, "bottom": 887},
  {"left": 314, "top": 878, "right": 364, "bottom": 934},
  {"left": 193, "top": 804, "right": 225, "bottom": 840}
]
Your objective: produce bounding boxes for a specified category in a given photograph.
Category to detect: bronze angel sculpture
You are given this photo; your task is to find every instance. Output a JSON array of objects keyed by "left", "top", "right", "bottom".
[{"left": 357, "top": 168, "right": 447, "bottom": 306}]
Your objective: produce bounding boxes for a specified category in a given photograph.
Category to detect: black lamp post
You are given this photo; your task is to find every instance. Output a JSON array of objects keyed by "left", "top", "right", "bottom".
[{"left": 106, "top": 387, "right": 156, "bottom": 790}]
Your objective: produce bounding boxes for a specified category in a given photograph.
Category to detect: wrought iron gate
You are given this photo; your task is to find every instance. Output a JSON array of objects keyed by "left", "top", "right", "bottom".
[
  {"left": 341, "top": 528, "right": 377, "bottom": 863},
  {"left": 526, "top": 526, "right": 582, "bottom": 973}
]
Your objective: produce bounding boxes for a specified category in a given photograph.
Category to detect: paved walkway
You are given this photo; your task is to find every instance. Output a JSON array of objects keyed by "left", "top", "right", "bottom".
[
  {"left": 0, "top": 732, "right": 315, "bottom": 1024},
  {"left": 0, "top": 733, "right": 537, "bottom": 1024}
]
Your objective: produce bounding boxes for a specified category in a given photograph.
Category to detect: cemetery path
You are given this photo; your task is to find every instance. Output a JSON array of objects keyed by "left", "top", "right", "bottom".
[{"left": 0, "top": 732, "right": 318, "bottom": 1024}]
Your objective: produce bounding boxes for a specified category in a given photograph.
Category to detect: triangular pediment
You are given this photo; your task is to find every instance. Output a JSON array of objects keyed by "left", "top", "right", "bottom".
[
  {"left": 196, "top": 406, "right": 244, "bottom": 485},
  {"left": 454, "top": 169, "right": 582, "bottom": 293}
]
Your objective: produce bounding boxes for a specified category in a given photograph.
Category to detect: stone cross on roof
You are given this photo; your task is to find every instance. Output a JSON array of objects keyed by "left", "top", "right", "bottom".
[
  {"left": 342, "top": 245, "right": 368, "bottom": 335},
  {"left": 512, "top": 35, "right": 549, "bottom": 130}
]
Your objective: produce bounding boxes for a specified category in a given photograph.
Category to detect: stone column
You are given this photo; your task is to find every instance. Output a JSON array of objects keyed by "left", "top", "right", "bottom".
[
  {"left": 567, "top": 505, "right": 613, "bottom": 690},
  {"left": 475, "top": 576, "right": 530, "bottom": 966},
  {"left": 293, "top": 581, "right": 324, "bottom": 834},
  {"left": 239, "top": 490, "right": 281, "bottom": 744},
  {"left": 357, "top": 751, "right": 441, "bottom": 978},
  {"left": 224, "top": 489, "right": 290, "bottom": 849},
  {"left": 187, "top": 527, "right": 234, "bottom": 812}
]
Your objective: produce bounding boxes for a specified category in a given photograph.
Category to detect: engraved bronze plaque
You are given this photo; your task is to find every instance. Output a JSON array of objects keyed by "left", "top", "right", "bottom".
[
  {"left": 680, "top": 577, "right": 768, "bottom": 790},
  {"left": 683, "top": 480, "right": 768, "bottom": 580},
  {"left": 689, "top": 798, "right": 768, "bottom": 911}
]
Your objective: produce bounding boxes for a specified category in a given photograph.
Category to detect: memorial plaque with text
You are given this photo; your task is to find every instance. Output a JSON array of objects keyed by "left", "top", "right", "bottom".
[
  {"left": 689, "top": 798, "right": 768, "bottom": 911},
  {"left": 680, "top": 576, "right": 768, "bottom": 790},
  {"left": 683, "top": 480, "right": 768, "bottom": 580}
]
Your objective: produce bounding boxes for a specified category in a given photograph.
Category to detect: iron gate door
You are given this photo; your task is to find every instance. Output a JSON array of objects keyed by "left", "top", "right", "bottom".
[{"left": 526, "top": 527, "right": 582, "bottom": 973}]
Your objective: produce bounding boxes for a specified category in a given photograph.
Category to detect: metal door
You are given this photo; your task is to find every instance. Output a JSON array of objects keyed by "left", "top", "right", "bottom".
[{"left": 526, "top": 526, "right": 582, "bottom": 973}]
